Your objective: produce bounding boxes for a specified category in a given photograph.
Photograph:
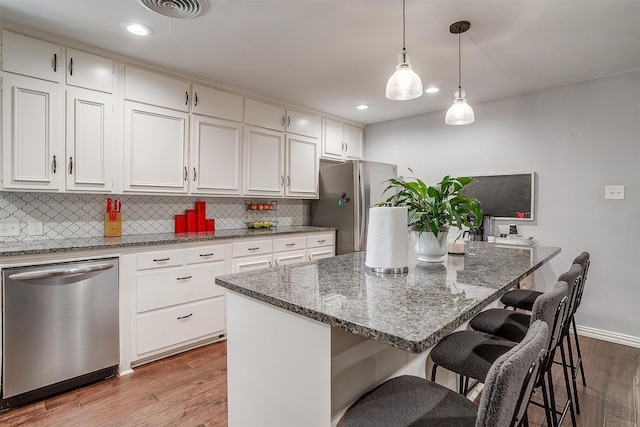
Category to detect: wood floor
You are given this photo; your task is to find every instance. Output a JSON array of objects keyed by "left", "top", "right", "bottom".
[{"left": 0, "top": 335, "right": 638, "bottom": 426}]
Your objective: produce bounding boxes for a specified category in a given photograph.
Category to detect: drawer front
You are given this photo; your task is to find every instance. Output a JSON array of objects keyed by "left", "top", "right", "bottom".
[
  {"left": 273, "top": 249, "right": 307, "bottom": 267},
  {"left": 272, "top": 235, "right": 306, "bottom": 253},
  {"left": 186, "top": 245, "right": 227, "bottom": 264},
  {"left": 232, "top": 254, "right": 273, "bottom": 273},
  {"left": 137, "top": 249, "right": 185, "bottom": 270},
  {"left": 307, "top": 247, "right": 335, "bottom": 261},
  {"left": 136, "top": 298, "right": 225, "bottom": 356},
  {"left": 306, "top": 233, "right": 335, "bottom": 248},
  {"left": 137, "top": 263, "right": 226, "bottom": 313},
  {"left": 232, "top": 239, "right": 272, "bottom": 257}
]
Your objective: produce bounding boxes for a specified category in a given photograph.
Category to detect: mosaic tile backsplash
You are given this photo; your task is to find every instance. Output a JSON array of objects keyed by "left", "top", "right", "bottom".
[{"left": 0, "top": 192, "right": 310, "bottom": 243}]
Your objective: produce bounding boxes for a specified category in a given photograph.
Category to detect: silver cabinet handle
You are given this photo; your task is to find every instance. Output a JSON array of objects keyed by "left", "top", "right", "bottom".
[
  {"left": 317, "top": 239, "right": 326, "bottom": 244},
  {"left": 185, "top": 91, "right": 189, "bottom": 106},
  {"left": 248, "top": 247, "right": 260, "bottom": 251},
  {"left": 287, "top": 116, "right": 291, "bottom": 127},
  {"left": 286, "top": 175, "right": 291, "bottom": 186},
  {"left": 274, "top": 260, "right": 279, "bottom": 266},
  {"left": 53, "top": 53, "right": 57, "bottom": 72},
  {"left": 281, "top": 115, "right": 285, "bottom": 126},
  {"left": 69, "top": 157, "right": 73, "bottom": 175},
  {"left": 184, "top": 166, "right": 188, "bottom": 181},
  {"left": 177, "top": 313, "right": 193, "bottom": 320},
  {"left": 199, "top": 253, "right": 214, "bottom": 257},
  {"left": 193, "top": 167, "right": 197, "bottom": 181},
  {"left": 176, "top": 275, "right": 193, "bottom": 281},
  {"left": 269, "top": 261, "right": 273, "bottom": 267},
  {"left": 153, "top": 257, "right": 170, "bottom": 262},
  {"left": 281, "top": 175, "right": 285, "bottom": 186},
  {"left": 8, "top": 263, "right": 113, "bottom": 281},
  {"left": 69, "top": 57, "right": 74, "bottom": 76},
  {"left": 194, "top": 92, "right": 198, "bottom": 107},
  {"left": 53, "top": 155, "right": 57, "bottom": 173},
  {"left": 285, "top": 243, "right": 296, "bottom": 247}
]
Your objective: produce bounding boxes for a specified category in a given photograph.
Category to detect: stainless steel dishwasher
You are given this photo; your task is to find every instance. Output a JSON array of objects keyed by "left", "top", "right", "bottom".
[{"left": 2, "top": 258, "right": 119, "bottom": 409}]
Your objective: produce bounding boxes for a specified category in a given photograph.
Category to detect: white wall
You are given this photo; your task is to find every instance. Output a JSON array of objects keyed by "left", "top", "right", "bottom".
[{"left": 364, "top": 70, "right": 640, "bottom": 340}]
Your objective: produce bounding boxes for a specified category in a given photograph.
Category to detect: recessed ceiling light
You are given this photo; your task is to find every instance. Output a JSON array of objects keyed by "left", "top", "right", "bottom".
[
  {"left": 124, "top": 23, "right": 152, "bottom": 36},
  {"left": 356, "top": 104, "right": 370, "bottom": 110},
  {"left": 425, "top": 86, "right": 441, "bottom": 94}
]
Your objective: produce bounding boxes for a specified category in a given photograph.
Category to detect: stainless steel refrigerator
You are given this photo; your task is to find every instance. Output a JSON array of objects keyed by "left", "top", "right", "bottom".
[{"left": 310, "top": 160, "right": 397, "bottom": 255}]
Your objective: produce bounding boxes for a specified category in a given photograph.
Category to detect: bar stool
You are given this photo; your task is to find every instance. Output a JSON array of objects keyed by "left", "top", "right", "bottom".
[
  {"left": 429, "top": 280, "right": 572, "bottom": 427},
  {"left": 343, "top": 321, "right": 549, "bottom": 427}
]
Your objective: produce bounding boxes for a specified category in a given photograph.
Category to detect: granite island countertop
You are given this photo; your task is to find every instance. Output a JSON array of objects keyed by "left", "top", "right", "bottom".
[
  {"left": 0, "top": 226, "right": 334, "bottom": 257},
  {"left": 216, "top": 241, "right": 560, "bottom": 353}
]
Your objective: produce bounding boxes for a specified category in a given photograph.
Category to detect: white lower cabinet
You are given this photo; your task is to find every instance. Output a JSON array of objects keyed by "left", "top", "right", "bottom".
[{"left": 307, "top": 232, "right": 336, "bottom": 261}]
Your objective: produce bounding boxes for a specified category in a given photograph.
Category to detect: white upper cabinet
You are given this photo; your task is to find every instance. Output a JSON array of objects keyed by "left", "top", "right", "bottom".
[
  {"left": 65, "top": 87, "right": 116, "bottom": 192},
  {"left": 244, "top": 98, "right": 285, "bottom": 132},
  {"left": 190, "top": 116, "right": 243, "bottom": 195},
  {"left": 65, "top": 48, "right": 114, "bottom": 93},
  {"left": 286, "top": 109, "right": 320, "bottom": 139},
  {"left": 2, "top": 30, "right": 62, "bottom": 83},
  {"left": 124, "top": 66, "right": 190, "bottom": 112},
  {"left": 1, "top": 73, "right": 64, "bottom": 191},
  {"left": 285, "top": 134, "right": 318, "bottom": 198},
  {"left": 124, "top": 101, "right": 189, "bottom": 193},
  {"left": 243, "top": 126, "right": 285, "bottom": 196},
  {"left": 192, "top": 85, "right": 243, "bottom": 122},
  {"left": 321, "top": 119, "right": 363, "bottom": 160}
]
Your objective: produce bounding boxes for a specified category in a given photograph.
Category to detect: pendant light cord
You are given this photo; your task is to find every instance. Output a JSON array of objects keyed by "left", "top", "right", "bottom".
[
  {"left": 457, "top": 32, "right": 462, "bottom": 90},
  {"left": 402, "top": 0, "right": 407, "bottom": 62}
]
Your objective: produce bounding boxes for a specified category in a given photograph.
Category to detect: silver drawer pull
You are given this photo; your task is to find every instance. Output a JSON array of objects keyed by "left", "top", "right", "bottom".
[
  {"left": 177, "top": 313, "right": 193, "bottom": 320},
  {"left": 285, "top": 243, "right": 296, "bottom": 247},
  {"left": 153, "top": 258, "right": 170, "bottom": 262},
  {"left": 317, "top": 239, "right": 326, "bottom": 244},
  {"left": 248, "top": 247, "right": 260, "bottom": 251},
  {"left": 176, "top": 275, "right": 192, "bottom": 281},
  {"left": 199, "top": 253, "right": 214, "bottom": 257}
]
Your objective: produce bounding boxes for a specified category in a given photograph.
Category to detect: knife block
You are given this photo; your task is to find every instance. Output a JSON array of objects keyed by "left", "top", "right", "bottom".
[{"left": 104, "top": 213, "right": 122, "bottom": 237}]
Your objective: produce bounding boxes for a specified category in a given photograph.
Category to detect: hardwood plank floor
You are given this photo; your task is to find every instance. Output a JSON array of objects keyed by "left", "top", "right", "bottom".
[{"left": 0, "top": 335, "right": 638, "bottom": 426}]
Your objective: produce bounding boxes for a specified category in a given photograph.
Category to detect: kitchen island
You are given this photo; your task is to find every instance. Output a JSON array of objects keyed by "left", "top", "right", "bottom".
[{"left": 215, "top": 240, "right": 560, "bottom": 427}]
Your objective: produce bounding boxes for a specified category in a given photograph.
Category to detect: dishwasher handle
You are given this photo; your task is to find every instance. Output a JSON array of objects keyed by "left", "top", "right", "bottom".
[{"left": 8, "top": 263, "right": 114, "bottom": 281}]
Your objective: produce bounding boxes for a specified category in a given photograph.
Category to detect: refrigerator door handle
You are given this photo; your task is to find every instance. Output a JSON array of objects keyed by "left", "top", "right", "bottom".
[{"left": 357, "top": 162, "right": 367, "bottom": 250}]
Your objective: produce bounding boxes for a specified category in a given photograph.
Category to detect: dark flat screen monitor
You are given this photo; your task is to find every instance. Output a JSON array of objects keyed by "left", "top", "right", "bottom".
[{"left": 461, "top": 172, "right": 535, "bottom": 221}]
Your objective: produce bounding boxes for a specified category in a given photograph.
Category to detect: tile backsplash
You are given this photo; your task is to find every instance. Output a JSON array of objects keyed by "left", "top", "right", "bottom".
[{"left": 0, "top": 192, "right": 310, "bottom": 243}]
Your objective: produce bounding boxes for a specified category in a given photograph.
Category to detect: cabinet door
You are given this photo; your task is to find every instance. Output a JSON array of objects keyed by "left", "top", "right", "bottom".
[
  {"left": 124, "top": 101, "right": 189, "bottom": 193},
  {"left": 285, "top": 134, "right": 318, "bottom": 198},
  {"left": 2, "top": 74, "right": 64, "bottom": 191},
  {"left": 321, "top": 119, "right": 344, "bottom": 159},
  {"left": 286, "top": 109, "right": 320, "bottom": 138},
  {"left": 124, "top": 66, "right": 190, "bottom": 112},
  {"left": 65, "top": 87, "right": 116, "bottom": 192},
  {"left": 232, "top": 254, "right": 273, "bottom": 273},
  {"left": 192, "top": 85, "right": 243, "bottom": 122},
  {"left": 244, "top": 98, "right": 285, "bottom": 131},
  {"left": 66, "top": 48, "right": 114, "bottom": 93},
  {"left": 2, "top": 30, "right": 62, "bottom": 83},
  {"left": 244, "top": 126, "right": 284, "bottom": 196},
  {"left": 190, "top": 116, "right": 242, "bottom": 195},
  {"left": 343, "top": 125, "right": 363, "bottom": 159}
]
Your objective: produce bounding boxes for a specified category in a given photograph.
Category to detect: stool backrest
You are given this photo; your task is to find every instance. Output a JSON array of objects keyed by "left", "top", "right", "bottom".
[
  {"left": 476, "top": 320, "right": 549, "bottom": 427},
  {"left": 558, "top": 264, "right": 583, "bottom": 335},
  {"left": 530, "top": 281, "right": 569, "bottom": 353},
  {"left": 572, "top": 252, "right": 590, "bottom": 309}
]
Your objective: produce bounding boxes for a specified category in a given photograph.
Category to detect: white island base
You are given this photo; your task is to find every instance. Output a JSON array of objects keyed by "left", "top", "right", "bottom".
[{"left": 226, "top": 291, "right": 470, "bottom": 427}]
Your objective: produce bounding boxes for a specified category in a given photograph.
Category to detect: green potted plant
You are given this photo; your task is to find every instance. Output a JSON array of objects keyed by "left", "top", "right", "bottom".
[{"left": 381, "top": 169, "right": 483, "bottom": 262}]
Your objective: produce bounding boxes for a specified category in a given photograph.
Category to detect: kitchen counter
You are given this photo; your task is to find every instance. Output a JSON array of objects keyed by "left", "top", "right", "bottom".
[
  {"left": 215, "top": 241, "right": 560, "bottom": 426},
  {"left": 0, "top": 226, "right": 334, "bottom": 257}
]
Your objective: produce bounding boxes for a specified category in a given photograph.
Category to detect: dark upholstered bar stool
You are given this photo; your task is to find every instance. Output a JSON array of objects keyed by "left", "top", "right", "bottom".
[
  {"left": 343, "top": 321, "right": 549, "bottom": 427},
  {"left": 429, "top": 281, "right": 571, "bottom": 427},
  {"left": 501, "top": 252, "right": 590, "bottom": 389}
]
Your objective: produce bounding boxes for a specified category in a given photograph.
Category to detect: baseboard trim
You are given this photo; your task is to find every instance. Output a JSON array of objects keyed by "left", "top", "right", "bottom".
[{"left": 576, "top": 325, "right": 640, "bottom": 349}]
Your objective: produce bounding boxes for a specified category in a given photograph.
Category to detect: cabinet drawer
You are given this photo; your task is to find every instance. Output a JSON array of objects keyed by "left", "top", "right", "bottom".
[
  {"left": 307, "top": 246, "right": 334, "bottom": 261},
  {"left": 137, "top": 249, "right": 185, "bottom": 270},
  {"left": 137, "top": 263, "right": 226, "bottom": 313},
  {"left": 186, "top": 246, "right": 226, "bottom": 264},
  {"left": 136, "top": 298, "right": 225, "bottom": 355},
  {"left": 272, "top": 236, "right": 306, "bottom": 253},
  {"left": 306, "top": 233, "right": 335, "bottom": 248},
  {"left": 273, "top": 249, "right": 307, "bottom": 267},
  {"left": 232, "top": 239, "right": 272, "bottom": 257},
  {"left": 232, "top": 254, "right": 273, "bottom": 273}
]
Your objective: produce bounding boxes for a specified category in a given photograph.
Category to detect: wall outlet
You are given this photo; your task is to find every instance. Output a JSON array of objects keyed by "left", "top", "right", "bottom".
[
  {"left": 605, "top": 185, "right": 625, "bottom": 200},
  {"left": 0, "top": 219, "right": 20, "bottom": 237},
  {"left": 28, "top": 219, "right": 44, "bottom": 236}
]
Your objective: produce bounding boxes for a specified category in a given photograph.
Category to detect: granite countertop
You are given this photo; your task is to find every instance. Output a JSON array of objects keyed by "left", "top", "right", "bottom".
[
  {"left": 0, "top": 226, "right": 334, "bottom": 257},
  {"left": 216, "top": 241, "right": 561, "bottom": 353}
]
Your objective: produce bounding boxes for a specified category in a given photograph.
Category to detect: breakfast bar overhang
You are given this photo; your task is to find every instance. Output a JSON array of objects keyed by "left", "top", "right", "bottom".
[{"left": 215, "top": 241, "right": 560, "bottom": 427}]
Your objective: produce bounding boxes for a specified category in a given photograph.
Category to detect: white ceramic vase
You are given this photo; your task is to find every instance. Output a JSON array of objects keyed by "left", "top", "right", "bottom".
[{"left": 415, "top": 230, "right": 449, "bottom": 263}]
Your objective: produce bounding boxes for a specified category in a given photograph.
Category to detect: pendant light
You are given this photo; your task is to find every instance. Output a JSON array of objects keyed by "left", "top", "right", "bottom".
[
  {"left": 385, "top": 0, "right": 423, "bottom": 100},
  {"left": 445, "top": 21, "right": 474, "bottom": 125}
]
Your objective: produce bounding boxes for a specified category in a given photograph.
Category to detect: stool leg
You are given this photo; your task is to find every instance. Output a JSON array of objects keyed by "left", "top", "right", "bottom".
[
  {"left": 564, "top": 333, "right": 581, "bottom": 414},
  {"left": 546, "top": 368, "right": 558, "bottom": 427},
  {"left": 540, "top": 375, "right": 554, "bottom": 427},
  {"left": 560, "top": 343, "right": 578, "bottom": 427},
  {"left": 572, "top": 317, "right": 587, "bottom": 386}
]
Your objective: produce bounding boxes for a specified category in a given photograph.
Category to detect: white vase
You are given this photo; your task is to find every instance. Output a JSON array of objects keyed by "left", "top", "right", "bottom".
[{"left": 415, "top": 230, "right": 449, "bottom": 263}]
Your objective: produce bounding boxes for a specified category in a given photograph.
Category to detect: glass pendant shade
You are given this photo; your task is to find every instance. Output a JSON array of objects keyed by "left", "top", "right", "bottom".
[
  {"left": 445, "top": 92, "right": 475, "bottom": 125},
  {"left": 386, "top": 60, "right": 423, "bottom": 101}
]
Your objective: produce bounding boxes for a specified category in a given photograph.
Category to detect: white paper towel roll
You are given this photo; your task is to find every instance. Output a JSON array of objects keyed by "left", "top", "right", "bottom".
[{"left": 365, "top": 206, "right": 408, "bottom": 273}]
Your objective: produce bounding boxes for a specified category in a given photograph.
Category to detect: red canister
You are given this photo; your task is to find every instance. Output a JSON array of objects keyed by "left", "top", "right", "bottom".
[
  {"left": 175, "top": 214, "right": 186, "bottom": 233},
  {"left": 206, "top": 219, "right": 215, "bottom": 232},
  {"left": 186, "top": 209, "right": 197, "bottom": 232}
]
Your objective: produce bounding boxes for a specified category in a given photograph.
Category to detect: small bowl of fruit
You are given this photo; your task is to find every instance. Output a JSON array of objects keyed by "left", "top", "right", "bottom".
[{"left": 246, "top": 220, "right": 276, "bottom": 229}]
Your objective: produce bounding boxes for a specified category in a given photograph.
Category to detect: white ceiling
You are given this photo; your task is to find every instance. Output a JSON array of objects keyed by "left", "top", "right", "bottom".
[{"left": 1, "top": 0, "right": 639, "bottom": 125}]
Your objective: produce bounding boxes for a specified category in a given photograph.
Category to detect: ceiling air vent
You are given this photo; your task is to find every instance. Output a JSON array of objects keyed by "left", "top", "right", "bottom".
[{"left": 137, "top": 0, "right": 207, "bottom": 19}]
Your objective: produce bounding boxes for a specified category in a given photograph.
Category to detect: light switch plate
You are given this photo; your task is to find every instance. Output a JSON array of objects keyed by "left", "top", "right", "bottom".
[
  {"left": 0, "top": 219, "right": 20, "bottom": 237},
  {"left": 28, "top": 219, "right": 44, "bottom": 236},
  {"left": 605, "top": 185, "right": 625, "bottom": 200}
]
